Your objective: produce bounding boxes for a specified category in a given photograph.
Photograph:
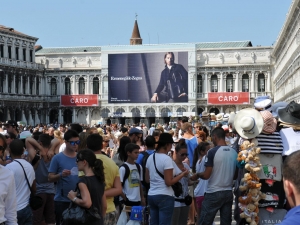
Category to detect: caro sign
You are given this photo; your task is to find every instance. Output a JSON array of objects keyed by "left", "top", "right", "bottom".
[
  {"left": 61, "top": 95, "right": 99, "bottom": 106},
  {"left": 207, "top": 92, "right": 250, "bottom": 105}
]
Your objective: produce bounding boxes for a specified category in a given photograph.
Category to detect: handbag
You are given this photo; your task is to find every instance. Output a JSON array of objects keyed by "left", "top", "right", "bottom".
[
  {"left": 14, "top": 160, "right": 43, "bottom": 210},
  {"left": 153, "top": 153, "right": 183, "bottom": 197},
  {"left": 61, "top": 181, "right": 101, "bottom": 224}
]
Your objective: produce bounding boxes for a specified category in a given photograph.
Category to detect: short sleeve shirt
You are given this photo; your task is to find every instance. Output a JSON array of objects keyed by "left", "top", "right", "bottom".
[{"left": 205, "top": 146, "right": 237, "bottom": 193}]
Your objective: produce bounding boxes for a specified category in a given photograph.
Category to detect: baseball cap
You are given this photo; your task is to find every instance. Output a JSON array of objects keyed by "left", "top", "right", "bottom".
[{"left": 129, "top": 127, "right": 143, "bottom": 135}]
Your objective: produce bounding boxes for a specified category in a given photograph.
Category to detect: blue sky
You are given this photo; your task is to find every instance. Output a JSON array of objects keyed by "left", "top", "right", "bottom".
[{"left": 1, "top": 0, "right": 291, "bottom": 47}]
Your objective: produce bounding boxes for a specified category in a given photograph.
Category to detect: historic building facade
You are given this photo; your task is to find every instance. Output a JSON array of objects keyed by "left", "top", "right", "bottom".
[
  {"left": 35, "top": 41, "right": 272, "bottom": 126},
  {"left": 4, "top": 0, "right": 300, "bottom": 126},
  {"left": 272, "top": 0, "right": 300, "bottom": 103},
  {"left": 0, "top": 25, "right": 44, "bottom": 124},
  {"left": 196, "top": 43, "right": 272, "bottom": 114}
]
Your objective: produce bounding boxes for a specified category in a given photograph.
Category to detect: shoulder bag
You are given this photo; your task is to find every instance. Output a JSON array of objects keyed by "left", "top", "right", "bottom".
[
  {"left": 14, "top": 160, "right": 43, "bottom": 210},
  {"left": 153, "top": 153, "right": 183, "bottom": 197},
  {"left": 61, "top": 177, "right": 101, "bottom": 224}
]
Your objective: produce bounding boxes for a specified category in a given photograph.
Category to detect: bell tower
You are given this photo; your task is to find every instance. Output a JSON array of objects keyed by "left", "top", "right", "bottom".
[{"left": 130, "top": 14, "right": 142, "bottom": 45}]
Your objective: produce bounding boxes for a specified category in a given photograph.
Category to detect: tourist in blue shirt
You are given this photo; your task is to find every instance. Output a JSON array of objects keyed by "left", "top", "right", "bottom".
[
  {"left": 278, "top": 151, "right": 300, "bottom": 225},
  {"left": 48, "top": 130, "right": 80, "bottom": 225}
]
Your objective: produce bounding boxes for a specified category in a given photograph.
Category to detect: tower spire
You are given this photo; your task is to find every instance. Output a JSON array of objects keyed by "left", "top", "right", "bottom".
[{"left": 130, "top": 15, "right": 142, "bottom": 45}]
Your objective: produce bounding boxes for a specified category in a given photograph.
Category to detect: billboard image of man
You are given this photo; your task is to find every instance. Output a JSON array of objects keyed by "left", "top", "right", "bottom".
[
  {"left": 151, "top": 52, "right": 188, "bottom": 103},
  {"left": 108, "top": 51, "right": 188, "bottom": 103}
]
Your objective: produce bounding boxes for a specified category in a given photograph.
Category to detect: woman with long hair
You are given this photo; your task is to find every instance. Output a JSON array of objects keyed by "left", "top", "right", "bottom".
[
  {"left": 171, "top": 139, "right": 191, "bottom": 225},
  {"left": 146, "top": 133, "right": 189, "bottom": 225},
  {"left": 112, "top": 136, "right": 131, "bottom": 167},
  {"left": 192, "top": 142, "right": 210, "bottom": 219},
  {"left": 67, "top": 149, "right": 107, "bottom": 225}
]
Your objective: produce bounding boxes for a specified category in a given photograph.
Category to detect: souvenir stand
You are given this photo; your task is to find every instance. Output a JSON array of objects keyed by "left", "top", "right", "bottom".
[{"left": 234, "top": 97, "right": 289, "bottom": 225}]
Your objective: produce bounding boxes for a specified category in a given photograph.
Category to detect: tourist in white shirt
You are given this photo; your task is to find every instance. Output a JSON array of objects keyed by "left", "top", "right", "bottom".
[
  {"left": 6, "top": 139, "right": 36, "bottom": 225},
  {"left": 0, "top": 133, "right": 18, "bottom": 225},
  {"left": 146, "top": 133, "right": 189, "bottom": 225}
]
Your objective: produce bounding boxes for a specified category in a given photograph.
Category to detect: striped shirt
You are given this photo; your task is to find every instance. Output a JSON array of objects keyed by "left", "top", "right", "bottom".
[{"left": 256, "top": 132, "right": 283, "bottom": 154}]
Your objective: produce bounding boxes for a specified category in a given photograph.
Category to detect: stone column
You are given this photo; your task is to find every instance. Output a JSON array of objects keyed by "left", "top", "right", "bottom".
[
  {"left": 235, "top": 72, "right": 239, "bottom": 92},
  {"left": 61, "top": 77, "right": 65, "bottom": 95},
  {"left": 73, "top": 77, "right": 77, "bottom": 94},
  {"left": 222, "top": 74, "right": 225, "bottom": 92},
  {"left": 33, "top": 76, "right": 36, "bottom": 95},
  {"left": 207, "top": 74, "right": 211, "bottom": 93},
  {"left": 3, "top": 38, "right": 8, "bottom": 58},
  {"left": 264, "top": 73, "right": 267, "bottom": 93},
  {"left": 26, "top": 48, "right": 29, "bottom": 63},
  {"left": 250, "top": 72, "right": 255, "bottom": 92},
  {"left": 203, "top": 73, "right": 207, "bottom": 94},
  {"left": 219, "top": 73, "right": 223, "bottom": 92},
  {"left": 27, "top": 76, "right": 30, "bottom": 94},
  {"left": 19, "top": 45, "right": 23, "bottom": 61},
  {"left": 45, "top": 110, "right": 49, "bottom": 124},
  {"left": 58, "top": 108, "right": 62, "bottom": 123},
  {"left": 5, "top": 74, "right": 8, "bottom": 93},
  {"left": 72, "top": 108, "right": 76, "bottom": 123},
  {"left": 87, "top": 108, "right": 91, "bottom": 125},
  {"left": 84, "top": 77, "right": 88, "bottom": 94},
  {"left": 21, "top": 109, "right": 26, "bottom": 124},
  {"left": 86, "top": 76, "right": 90, "bottom": 94},
  {"left": 220, "top": 106, "right": 224, "bottom": 113},
  {"left": 12, "top": 74, "right": 16, "bottom": 94},
  {"left": 255, "top": 73, "right": 259, "bottom": 93},
  {"left": 20, "top": 76, "right": 23, "bottom": 94},
  {"left": 267, "top": 71, "right": 271, "bottom": 94}
]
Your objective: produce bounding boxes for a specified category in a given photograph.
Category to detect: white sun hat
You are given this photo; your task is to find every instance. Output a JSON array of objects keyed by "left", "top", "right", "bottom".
[{"left": 234, "top": 108, "right": 264, "bottom": 139}]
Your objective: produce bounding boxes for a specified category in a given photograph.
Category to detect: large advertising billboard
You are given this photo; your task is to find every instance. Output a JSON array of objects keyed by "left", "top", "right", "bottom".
[
  {"left": 108, "top": 52, "right": 188, "bottom": 103},
  {"left": 207, "top": 92, "right": 250, "bottom": 105}
]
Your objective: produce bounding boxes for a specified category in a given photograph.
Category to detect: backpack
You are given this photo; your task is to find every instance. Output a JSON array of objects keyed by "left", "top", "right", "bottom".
[
  {"left": 120, "top": 163, "right": 141, "bottom": 187},
  {"left": 139, "top": 151, "right": 150, "bottom": 190}
]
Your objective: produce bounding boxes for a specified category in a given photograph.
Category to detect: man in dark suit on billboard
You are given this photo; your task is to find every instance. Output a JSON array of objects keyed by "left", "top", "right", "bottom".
[{"left": 151, "top": 52, "right": 188, "bottom": 103}]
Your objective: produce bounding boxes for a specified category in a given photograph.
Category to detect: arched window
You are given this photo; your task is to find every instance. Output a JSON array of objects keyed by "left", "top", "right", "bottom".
[
  {"left": 93, "top": 77, "right": 99, "bottom": 94},
  {"left": 50, "top": 78, "right": 57, "bottom": 95},
  {"left": 131, "top": 108, "right": 140, "bottom": 117},
  {"left": 161, "top": 107, "right": 171, "bottom": 117},
  {"left": 78, "top": 77, "right": 85, "bottom": 94},
  {"left": 242, "top": 74, "right": 249, "bottom": 92},
  {"left": 257, "top": 74, "right": 265, "bottom": 92},
  {"left": 197, "top": 74, "right": 202, "bottom": 93},
  {"left": 65, "top": 77, "right": 71, "bottom": 95},
  {"left": 211, "top": 75, "right": 218, "bottom": 92},
  {"left": 226, "top": 74, "right": 233, "bottom": 92}
]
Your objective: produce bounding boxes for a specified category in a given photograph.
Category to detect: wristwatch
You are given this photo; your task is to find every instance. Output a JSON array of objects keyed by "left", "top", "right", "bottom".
[{"left": 72, "top": 197, "right": 77, "bottom": 202}]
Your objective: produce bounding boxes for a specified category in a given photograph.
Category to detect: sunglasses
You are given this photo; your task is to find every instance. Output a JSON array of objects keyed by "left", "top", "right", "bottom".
[
  {"left": 193, "top": 127, "right": 199, "bottom": 129},
  {"left": 68, "top": 140, "right": 81, "bottom": 146},
  {"left": 5, "top": 135, "right": 10, "bottom": 139},
  {"left": 0, "top": 146, "right": 4, "bottom": 151},
  {"left": 180, "top": 153, "right": 188, "bottom": 157},
  {"left": 103, "top": 140, "right": 110, "bottom": 143}
]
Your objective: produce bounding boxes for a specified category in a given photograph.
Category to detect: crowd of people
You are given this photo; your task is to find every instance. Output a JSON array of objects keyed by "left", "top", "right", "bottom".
[{"left": 0, "top": 101, "right": 300, "bottom": 225}]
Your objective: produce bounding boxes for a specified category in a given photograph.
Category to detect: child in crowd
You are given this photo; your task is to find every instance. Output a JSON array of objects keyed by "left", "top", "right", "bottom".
[
  {"left": 119, "top": 143, "right": 145, "bottom": 207},
  {"left": 192, "top": 142, "right": 211, "bottom": 218}
]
